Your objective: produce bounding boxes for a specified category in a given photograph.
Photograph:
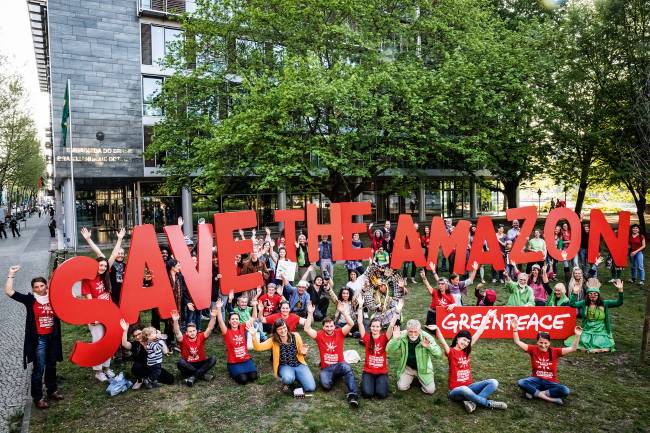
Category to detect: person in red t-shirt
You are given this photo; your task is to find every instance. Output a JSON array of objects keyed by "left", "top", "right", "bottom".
[
  {"left": 511, "top": 317, "right": 582, "bottom": 405},
  {"left": 80, "top": 257, "right": 116, "bottom": 382},
  {"left": 431, "top": 309, "right": 506, "bottom": 413},
  {"left": 171, "top": 308, "right": 217, "bottom": 387},
  {"left": 304, "top": 302, "right": 360, "bottom": 407},
  {"left": 421, "top": 268, "right": 457, "bottom": 326},
  {"left": 357, "top": 298, "right": 402, "bottom": 399},
  {"left": 215, "top": 298, "right": 258, "bottom": 384},
  {"left": 629, "top": 224, "right": 646, "bottom": 285},
  {"left": 5, "top": 265, "right": 64, "bottom": 410},
  {"left": 260, "top": 300, "right": 305, "bottom": 332},
  {"left": 258, "top": 283, "right": 284, "bottom": 332}
]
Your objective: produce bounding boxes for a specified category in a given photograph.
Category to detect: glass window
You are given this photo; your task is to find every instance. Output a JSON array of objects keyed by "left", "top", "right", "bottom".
[
  {"left": 142, "top": 76, "right": 163, "bottom": 116},
  {"left": 151, "top": 26, "right": 165, "bottom": 65}
]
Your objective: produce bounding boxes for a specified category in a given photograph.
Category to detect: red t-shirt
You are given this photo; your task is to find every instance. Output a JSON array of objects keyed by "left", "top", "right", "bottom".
[
  {"left": 430, "top": 290, "right": 455, "bottom": 310},
  {"left": 81, "top": 276, "right": 111, "bottom": 301},
  {"left": 421, "top": 234, "right": 430, "bottom": 248},
  {"left": 265, "top": 312, "right": 301, "bottom": 331},
  {"left": 561, "top": 230, "right": 571, "bottom": 244},
  {"left": 447, "top": 348, "right": 472, "bottom": 389},
  {"left": 33, "top": 302, "right": 55, "bottom": 335},
  {"left": 630, "top": 234, "right": 645, "bottom": 252},
  {"left": 362, "top": 333, "right": 388, "bottom": 374},
  {"left": 180, "top": 332, "right": 207, "bottom": 362},
  {"left": 527, "top": 345, "right": 563, "bottom": 383},
  {"left": 315, "top": 328, "right": 345, "bottom": 368},
  {"left": 258, "top": 293, "right": 283, "bottom": 317},
  {"left": 224, "top": 324, "right": 250, "bottom": 364}
]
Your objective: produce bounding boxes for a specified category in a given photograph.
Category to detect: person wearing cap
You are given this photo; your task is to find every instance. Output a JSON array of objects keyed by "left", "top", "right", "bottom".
[
  {"left": 431, "top": 261, "right": 479, "bottom": 306},
  {"left": 511, "top": 317, "right": 582, "bottom": 405},
  {"left": 431, "top": 310, "right": 507, "bottom": 413},
  {"left": 564, "top": 278, "right": 624, "bottom": 353},
  {"left": 474, "top": 283, "right": 497, "bottom": 306},
  {"left": 420, "top": 267, "right": 456, "bottom": 326},
  {"left": 280, "top": 273, "right": 312, "bottom": 318},
  {"left": 503, "top": 270, "right": 535, "bottom": 306}
]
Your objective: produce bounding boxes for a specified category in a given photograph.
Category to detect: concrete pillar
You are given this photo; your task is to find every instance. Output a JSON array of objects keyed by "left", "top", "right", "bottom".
[
  {"left": 181, "top": 185, "right": 192, "bottom": 237},
  {"left": 136, "top": 182, "right": 142, "bottom": 225},
  {"left": 418, "top": 179, "right": 426, "bottom": 222},
  {"left": 63, "top": 177, "right": 77, "bottom": 249},
  {"left": 277, "top": 188, "right": 287, "bottom": 232},
  {"left": 470, "top": 179, "right": 477, "bottom": 219}
]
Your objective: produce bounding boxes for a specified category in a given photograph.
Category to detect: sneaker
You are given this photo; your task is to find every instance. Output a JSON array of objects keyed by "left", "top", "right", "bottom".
[
  {"left": 463, "top": 400, "right": 476, "bottom": 413},
  {"left": 104, "top": 369, "right": 116, "bottom": 379},
  {"left": 481, "top": 279, "right": 486, "bottom": 284},
  {"left": 524, "top": 392, "right": 533, "bottom": 400},
  {"left": 201, "top": 314, "right": 210, "bottom": 321},
  {"left": 411, "top": 278, "right": 417, "bottom": 284},
  {"left": 629, "top": 279, "right": 635, "bottom": 283},
  {"left": 95, "top": 372, "right": 108, "bottom": 382},
  {"left": 144, "top": 379, "right": 153, "bottom": 390},
  {"left": 34, "top": 399, "right": 49, "bottom": 409},
  {"left": 639, "top": 281, "right": 644, "bottom": 286},
  {"left": 492, "top": 279, "right": 497, "bottom": 283},
  {"left": 347, "top": 393, "right": 359, "bottom": 408},
  {"left": 174, "top": 346, "right": 181, "bottom": 353},
  {"left": 201, "top": 374, "right": 214, "bottom": 382},
  {"left": 488, "top": 400, "right": 507, "bottom": 410},
  {"left": 500, "top": 279, "right": 504, "bottom": 284},
  {"left": 608, "top": 279, "right": 616, "bottom": 283},
  {"left": 48, "top": 391, "right": 64, "bottom": 401},
  {"left": 184, "top": 376, "right": 196, "bottom": 387},
  {"left": 151, "top": 380, "right": 161, "bottom": 388},
  {"left": 132, "top": 380, "right": 143, "bottom": 390}
]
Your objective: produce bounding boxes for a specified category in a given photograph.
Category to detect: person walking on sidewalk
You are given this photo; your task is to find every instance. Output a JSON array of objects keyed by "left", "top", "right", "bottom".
[
  {"left": 0, "top": 217, "right": 7, "bottom": 239},
  {"left": 9, "top": 215, "right": 20, "bottom": 237},
  {"left": 4, "top": 265, "right": 64, "bottom": 409}
]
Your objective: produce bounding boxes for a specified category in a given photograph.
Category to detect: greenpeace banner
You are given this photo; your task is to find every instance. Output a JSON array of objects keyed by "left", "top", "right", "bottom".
[
  {"left": 436, "top": 306, "right": 578, "bottom": 339},
  {"left": 49, "top": 204, "right": 628, "bottom": 366}
]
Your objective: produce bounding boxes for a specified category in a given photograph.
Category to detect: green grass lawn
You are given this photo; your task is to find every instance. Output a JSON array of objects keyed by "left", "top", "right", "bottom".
[{"left": 30, "top": 259, "right": 650, "bottom": 433}]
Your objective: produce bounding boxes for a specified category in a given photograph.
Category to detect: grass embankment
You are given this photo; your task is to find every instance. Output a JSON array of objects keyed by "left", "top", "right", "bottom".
[{"left": 30, "top": 259, "right": 650, "bottom": 433}]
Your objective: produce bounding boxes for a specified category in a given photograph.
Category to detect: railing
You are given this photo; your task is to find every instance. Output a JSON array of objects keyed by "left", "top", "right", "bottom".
[{"left": 137, "top": 0, "right": 196, "bottom": 16}]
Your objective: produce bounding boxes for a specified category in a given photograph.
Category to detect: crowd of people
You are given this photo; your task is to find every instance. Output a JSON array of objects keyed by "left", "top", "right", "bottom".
[{"left": 3, "top": 215, "right": 638, "bottom": 412}]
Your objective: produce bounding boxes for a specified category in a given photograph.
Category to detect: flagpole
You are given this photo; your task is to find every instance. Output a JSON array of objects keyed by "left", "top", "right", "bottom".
[{"left": 67, "top": 78, "right": 77, "bottom": 252}]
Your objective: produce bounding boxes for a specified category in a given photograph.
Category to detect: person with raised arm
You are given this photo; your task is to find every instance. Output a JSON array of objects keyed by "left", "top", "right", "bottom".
[
  {"left": 171, "top": 308, "right": 218, "bottom": 387},
  {"left": 431, "top": 261, "right": 479, "bottom": 305},
  {"left": 430, "top": 309, "right": 507, "bottom": 413},
  {"left": 304, "top": 302, "right": 360, "bottom": 407},
  {"left": 421, "top": 265, "right": 456, "bottom": 326},
  {"left": 4, "top": 265, "right": 63, "bottom": 409},
  {"left": 260, "top": 300, "right": 306, "bottom": 332},
  {"left": 279, "top": 268, "right": 313, "bottom": 318},
  {"left": 511, "top": 317, "right": 582, "bottom": 405},
  {"left": 387, "top": 317, "right": 442, "bottom": 395},
  {"left": 358, "top": 298, "right": 401, "bottom": 399},
  {"left": 80, "top": 227, "right": 126, "bottom": 304},
  {"left": 249, "top": 317, "right": 316, "bottom": 396},
  {"left": 214, "top": 298, "right": 258, "bottom": 385},
  {"left": 503, "top": 265, "right": 535, "bottom": 307}
]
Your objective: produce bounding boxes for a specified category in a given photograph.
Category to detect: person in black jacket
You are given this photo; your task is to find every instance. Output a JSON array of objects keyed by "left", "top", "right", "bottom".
[
  {"left": 9, "top": 216, "right": 20, "bottom": 237},
  {"left": 0, "top": 217, "right": 7, "bottom": 239},
  {"left": 4, "top": 265, "right": 63, "bottom": 409}
]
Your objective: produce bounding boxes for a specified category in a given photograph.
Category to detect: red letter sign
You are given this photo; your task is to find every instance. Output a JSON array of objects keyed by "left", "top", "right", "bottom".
[
  {"left": 339, "top": 202, "right": 371, "bottom": 261},
  {"left": 274, "top": 209, "right": 304, "bottom": 261},
  {"left": 544, "top": 207, "right": 581, "bottom": 261},
  {"left": 49, "top": 256, "right": 122, "bottom": 367},
  {"left": 165, "top": 222, "right": 214, "bottom": 310},
  {"left": 467, "top": 216, "right": 505, "bottom": 271},
  {"left": 214, "top": 210, "right": 264, "bottom": 293},
  {"left": 306, "top": 203, "right": 343, "bottom": 262},
  {"left": 427, "top": 217, "right": 470, "bottom": 274},
  {"left": 507, "top": 206, "right": 543, "bottom": 265},
  {"left": 391, "top": 214, "right": 426, "bottom": 269},
  {"left": 120, "top": 224, "right": 178, "bottom": 323},
  {"left": 589, "top": 209, "right": 630, "bottom": 267}
]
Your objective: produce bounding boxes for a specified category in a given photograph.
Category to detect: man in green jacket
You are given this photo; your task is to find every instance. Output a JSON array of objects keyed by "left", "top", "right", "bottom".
[
  {"left": 386, "top": 319, "right": 442, "bottom": 394},
  {"left": 504, "top": 271, "right": 535, "bottom": 306}
]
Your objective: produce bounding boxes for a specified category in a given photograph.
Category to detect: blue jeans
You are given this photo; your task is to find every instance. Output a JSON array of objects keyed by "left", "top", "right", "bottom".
[
  {"left": 319, "top": 362, "right": 358, "bottom": 395},
  {"left": 279, "top": 364, "right": 316, "bottom": 392},
  {"left": 361, "top": 372, "right": 389, "bottom": 399},
  {"left": 31, "top": 335, "right": 58, "bottom": 402},
  {"left": 631, "top": 252, "right": 645, "bottom": 282},
  {"left": 517, "top": 377, "right": 570, "bottom": 398},
  {"left": 448, "top": 379, "right": 498, "bottom": 408},
  {"left": 579, "top": 248, "right": 590, "bottom": 276},
  {"left": 182, "top": 307, "right": 202, "bottom": 332}
]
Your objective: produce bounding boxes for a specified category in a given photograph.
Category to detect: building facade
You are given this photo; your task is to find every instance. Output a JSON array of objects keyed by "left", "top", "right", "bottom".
[{"left": 28, "top": 0, "right": 506, "bottom": 247}]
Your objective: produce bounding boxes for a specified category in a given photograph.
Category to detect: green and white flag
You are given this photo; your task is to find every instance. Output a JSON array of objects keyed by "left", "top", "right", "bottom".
[{"left": 61, "top": 81, "right": 69, "bottom": 147}]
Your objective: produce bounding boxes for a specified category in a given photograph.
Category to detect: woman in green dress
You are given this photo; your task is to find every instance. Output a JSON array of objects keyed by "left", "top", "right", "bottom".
[{"left": 564, "top": 278, "right": 624, "bottom": 353}]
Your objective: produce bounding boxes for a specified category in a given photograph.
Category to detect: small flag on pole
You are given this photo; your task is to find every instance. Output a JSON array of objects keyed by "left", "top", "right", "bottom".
[{"left": 61, "top": 81, "right": 69, "bottom": 147}]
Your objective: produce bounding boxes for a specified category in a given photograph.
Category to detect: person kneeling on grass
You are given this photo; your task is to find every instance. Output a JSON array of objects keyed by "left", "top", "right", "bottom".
[
  {"left": 387, "top": 318, "right": 442, "bottom": 395},
  {"left": 511, "top": 317, "right": 582, "bottom": 405},
  {"left": 304, "top": 302, "right": 360, "bottom": 407},
  {"left": 119, "top": 319, "right": 174, "bottom": 390},
  {"left": 215, "top": 298, "right": 258, "bottom": 385},
  {"left": 430, "top": 309, "right": 507, "bottom": 413},
  {"left": 172, "top": 308, "right": 218, "bottom": 387},
  {"left": 249, "top": 318, "right": 316, "bottom": 396},
  {"left": 141, "top": 326, "right": 169, "bottom": 388}
]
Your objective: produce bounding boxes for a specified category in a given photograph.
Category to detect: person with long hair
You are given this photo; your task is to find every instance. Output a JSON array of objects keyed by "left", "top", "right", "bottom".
[
  {"left": 81, "top": 256, "right": 115, "bottom": 381},
  {"left": 431, "top": 261, "right": 479, "bottom": 306},
  {"left": 167, "top": 258, "right": 196, "bottom": 332},
  {"left": 215, "top": 298, "right": 258, "bottom": 384},
  {"left": 260, "top": 300, "right": 306, "bottom": 332},
  {"left": 511, "top": 318, "right": 582, "bottom": 405},
  {"left": 564, "top": 279, "right": 624, "bottom": 353},
  {"left": 421, "top": 267, "right": 456, "bottom": 326},
  {"left": 250, "top": 318, "right": 316, "bottom": 395},
  {"left": 431, "top": 309, "right": 507, "bottom": 413},
  {"left": 629, "top": 224, "right": 646, "bottom": 286},
  {"left": 511, "top": 262, "right": 551, "bottom": 306},
  {"left": 546, "top": 283, "right": 570, "bottom": 307},
  {"left": 367, "top": 223, "right": 384, "bottom": 254},
  {"left": 357, "top": 298, "right": 401, "bottom": 399}
]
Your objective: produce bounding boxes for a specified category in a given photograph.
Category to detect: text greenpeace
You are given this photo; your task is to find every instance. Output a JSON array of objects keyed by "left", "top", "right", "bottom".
[
  {"left": 49, "top": 204, "right": 620, "bottom": 366},
  {"left": 436, "top": 307, "right": 577, "bottom": 339}
]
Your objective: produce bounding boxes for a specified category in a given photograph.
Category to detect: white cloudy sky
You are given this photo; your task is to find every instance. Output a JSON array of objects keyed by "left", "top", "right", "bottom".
[{"left": 0, "top": 1, "right": 51, "bottom": 145}]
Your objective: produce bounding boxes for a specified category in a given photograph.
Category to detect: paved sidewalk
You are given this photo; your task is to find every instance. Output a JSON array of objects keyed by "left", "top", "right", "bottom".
[{"left": 0, "top": 215, "right": 52, "bottom": 433}]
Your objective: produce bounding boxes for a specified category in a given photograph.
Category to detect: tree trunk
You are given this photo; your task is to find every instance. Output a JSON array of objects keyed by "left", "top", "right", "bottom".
[
  {"left": 635, "top": 193, "right": 647, "bottom": 236},
  {"left": 574, "top": 163, "right": 591, "bottom": 216},
  {"left": 502, "top": 179, "right": 519, "bottom": 209},
  {"left": 641, "top": 286, "right": 650, "bottom": 362}
]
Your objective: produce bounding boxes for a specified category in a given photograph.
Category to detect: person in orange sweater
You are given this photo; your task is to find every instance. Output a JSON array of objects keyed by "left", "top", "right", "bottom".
[{"left": 249, "top": 318, "right": 316, "bottom": 395}]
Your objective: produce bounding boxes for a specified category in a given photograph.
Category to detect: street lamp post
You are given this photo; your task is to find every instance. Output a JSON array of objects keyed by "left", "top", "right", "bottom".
[{"left": 537, "top": 188, "right": 542, "bottom": 211}]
